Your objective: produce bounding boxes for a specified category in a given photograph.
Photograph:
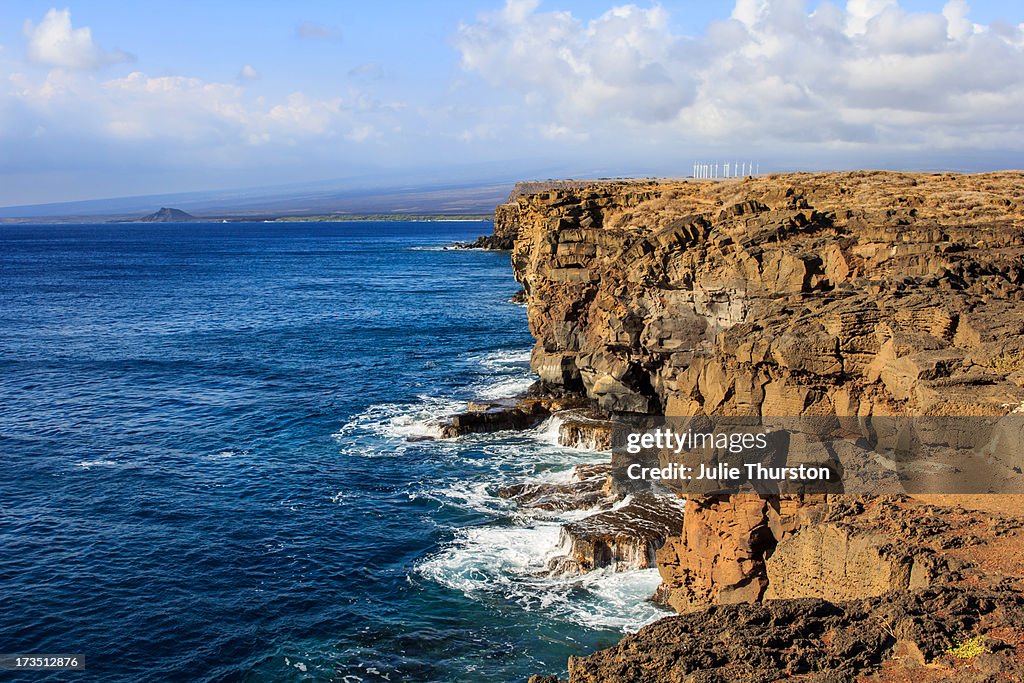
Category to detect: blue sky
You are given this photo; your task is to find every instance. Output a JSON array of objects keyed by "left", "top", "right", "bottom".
[{"left": 1, "top": 1, "right": 1023, "bottom": 207}]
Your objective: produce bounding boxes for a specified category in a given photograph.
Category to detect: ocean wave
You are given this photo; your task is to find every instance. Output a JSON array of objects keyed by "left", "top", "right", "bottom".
[
  {"left": 413, "top": 411, "right": 669, "bottom": 633},
  {"left": 335, "top": 347, "right": 535, "bottom": 445},
  {"left": 468, "top": 348, "right": 534, "bottom": 400},
  {"left": 207, "top": 449, "right": 246, "bottom": 459},
  {"left": 472, "top": 374, "right": 536, "bottom": 401},
  {"left": 416, "top": 522, "right": 669, "bottom": 632},
  {"left": 470, "top": 348, "right": 532, "bottom": 369},
  {"left": 342, "top": 345, "right": 670, "bottom": 634},
  {"left": 411, "top": 480, "right": 512, "bottom": 517},
  {"left": 532, "top": 414, "right": 564, "bottom": 447},
  {"left": 75, "top": 459, "right": 121, "bottom": 469},
  {"left": 336, "top": 395, "right": 463, "bottom": 443}
]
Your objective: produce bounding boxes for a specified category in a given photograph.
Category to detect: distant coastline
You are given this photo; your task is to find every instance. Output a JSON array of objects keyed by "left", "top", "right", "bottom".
[
  {"left": 273, "top": 214, "right": 492, "bottom": 222},
  {"left": 0, "top": 213, "right": 493, "bottom": 225}
]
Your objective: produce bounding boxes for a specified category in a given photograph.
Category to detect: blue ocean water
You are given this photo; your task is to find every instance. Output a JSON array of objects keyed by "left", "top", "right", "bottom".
[{"left": 0, "top": 222, "right": 668, "bottom": 682}]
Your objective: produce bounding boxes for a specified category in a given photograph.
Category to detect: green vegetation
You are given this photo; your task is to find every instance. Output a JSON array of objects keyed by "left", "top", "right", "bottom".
[{"left": 945, "top": 634, "right": 991, "bottom": 660}]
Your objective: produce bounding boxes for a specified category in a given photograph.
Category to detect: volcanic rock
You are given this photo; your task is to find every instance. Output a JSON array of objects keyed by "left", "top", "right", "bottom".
[
  {"left": 531, "top": 586, "right": 1024, "bottom": 683},
  {"left": 548, "top": 492, "right": 686, "bottom": 574},
  {"left": 500, "top": 173, "right": 1024, "bottom": 681},
  {"left": 498, "top": 464, "right": 614, "bottom": 513}
]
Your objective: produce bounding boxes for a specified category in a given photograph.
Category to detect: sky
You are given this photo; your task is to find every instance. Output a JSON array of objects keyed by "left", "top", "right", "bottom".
[{"left": 1, "top": 0, "right": 1023, "bottom": 208}]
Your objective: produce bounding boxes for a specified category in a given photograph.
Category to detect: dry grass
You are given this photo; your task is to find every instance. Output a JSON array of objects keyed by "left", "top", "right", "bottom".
[{"left": 564, "top": 171, "right": 1024, "bottom": 235}]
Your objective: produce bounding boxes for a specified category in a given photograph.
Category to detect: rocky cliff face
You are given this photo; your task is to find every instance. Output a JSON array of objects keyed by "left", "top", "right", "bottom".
[
  {"left": 502, "top": 172, "right": 1024, "bottom": 418},
  {"left": 497, "top": 172, "right": 1024, "bottom": 681},
  {"left": 464, "top": 202, "right": 520, "bottom": 249}
]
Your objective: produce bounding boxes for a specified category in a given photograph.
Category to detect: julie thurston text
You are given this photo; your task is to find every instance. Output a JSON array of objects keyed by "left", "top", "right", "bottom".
[{"left": 626, "top": 462, "right": 832, "bottom": 482}]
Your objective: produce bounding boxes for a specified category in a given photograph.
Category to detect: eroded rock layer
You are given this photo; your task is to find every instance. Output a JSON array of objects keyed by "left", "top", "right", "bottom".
[
  {"left": 499, "top": 172, "right": 1024, "bottom": 681},
  {"left": 503, "top": 172, "right": 1024, "bottom": 418}
]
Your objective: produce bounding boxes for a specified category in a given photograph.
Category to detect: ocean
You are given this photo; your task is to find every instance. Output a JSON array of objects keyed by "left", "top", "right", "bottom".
[{"left": 0, "top": 222, "right": 669, "bottom": 682}]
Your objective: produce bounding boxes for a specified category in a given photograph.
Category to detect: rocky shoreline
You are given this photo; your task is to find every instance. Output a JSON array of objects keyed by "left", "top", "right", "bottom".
[
  {"left": 439, "top": 395, "right": 669, "bottom": 575},
  {"left": 441, "top": 172, "right": 1024, "bottom": 681}
]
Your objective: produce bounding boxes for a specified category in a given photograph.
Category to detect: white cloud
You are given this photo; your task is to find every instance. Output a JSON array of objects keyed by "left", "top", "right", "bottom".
[
  {"left": 23, "top": 8, "right": 133, "bottom": 70},
  {"left": 239, "top": 64, "right": 259, "bottom": 80},
  {"left": 540, "top": 123, "right": 589, "bottom": 142},
  {"left": 844, "top": 0, "right": 898, "bottom": 35},
  {"left": 458, "top": 122, "right": 501, "bottom": 142},
  {"left": 943, "top": 0, "right": 978, "bottom": 41},
  {"left": 454, "top": 0, "right": 1024, "bottom": 151},
  {"left": 6, "top": 66, "right": 395, "bottom": 152},
  {"left": 456, "top": 2, "right": 696, "bottom": 125},
  {"left": 348, "top": 62, "right": 387, "bottom": 81},
  {"left": 295, "top": 21, "right": 341, "bottom": 42}
]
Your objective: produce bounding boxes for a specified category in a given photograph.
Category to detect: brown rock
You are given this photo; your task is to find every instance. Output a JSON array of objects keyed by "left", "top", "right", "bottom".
[
  {"left": 501, "top": 171, "right": 1024, "bottom": 420},
  {"left": 537, "top": 587, "right": 1024, "bottom": 683},
  {"left": 549, "top": 492, "right": 685, "bottom": 573}
]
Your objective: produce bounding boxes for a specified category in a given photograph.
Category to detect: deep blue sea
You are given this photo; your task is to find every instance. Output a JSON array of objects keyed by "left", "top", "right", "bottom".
[{"left": 0, "top": 222, "right": 668, "bottom": 682}]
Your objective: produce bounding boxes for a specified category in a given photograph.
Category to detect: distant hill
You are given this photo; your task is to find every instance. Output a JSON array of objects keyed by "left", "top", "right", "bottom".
[
  {"left": 139, "top": 207, "right": 196, "bottom": 222},
  {"left": 0, "top": 177, "right": 520, "bottom": 222}
]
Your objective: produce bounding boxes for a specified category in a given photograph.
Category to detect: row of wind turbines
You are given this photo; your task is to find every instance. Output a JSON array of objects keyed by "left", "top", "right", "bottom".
[{"left": 693, "top": 161, "right": 760, "bottom": 179}]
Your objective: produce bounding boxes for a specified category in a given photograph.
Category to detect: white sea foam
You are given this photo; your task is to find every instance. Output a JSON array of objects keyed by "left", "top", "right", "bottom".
[
  {"left": 336, "top": 348, "right": 536, "bottom": 447},
  {"left": 473, "top": 348, "right": 532, "bottom": 369},
  {"left": 533, "top": 414, "right": 565, "bottom": 447},
  {"left": 473, "top": 374, "right": 536, "bottom": 401},
  {"left": 418, "top": 523, "right": 564, "bottom": 595},
  {"left": 564, "top": 568, "right": 668, "bottom": 631},
  {"left": 413, "top": 480, "right": 514, "bottom": 517},
  {"left": 75, "top": 459, "right": 119, "bottom": 469},
  {"left": 343, "top": 345, "right": 671, "bottom": 633},
  {"left": 415, "top": 401, "right": 671, "bottom": 632},
  {"left": 336, "top": 395, "right": 463, "bottom": 442},
  {"left": 469, "top": 348, "right": 534, "bottom": 400},
  {"left": 417, "top": 522, "right": 670, "bottom": 632},
  {"left": 207, "top": 449, "right": 244, "bottom": 459}
]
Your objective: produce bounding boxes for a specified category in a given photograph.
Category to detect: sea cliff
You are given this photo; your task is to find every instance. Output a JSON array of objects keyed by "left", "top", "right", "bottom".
[{"left": 481, "top": 172, "right": 1024, "bottom": 681}]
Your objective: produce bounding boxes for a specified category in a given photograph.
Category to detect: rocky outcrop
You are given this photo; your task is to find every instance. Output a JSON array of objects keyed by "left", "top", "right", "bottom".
[
  {"left": 654, "top": 494, "right": 784, "bottom": 611},
  {"left": 504, "top": 173, "right": 1024, "bottom": 681},
  {"left": 502, "top": 170, "right": 1024, "bottom": 589},
  {"left": 437, "top": 395, "right": 594, "bottom": 437},
  {"left": 502, "top": 172, "right": 1024, "bottom": 419},
  {"left": 439, "top": 399, "right": 550, "bottom": 437},
  {"left": 556, "top": 409, "right": 616, "bottom": 451},
  {"left": 465, "top": 180, "right": 644, "bottom": 249},
  {"left": 763, "top": 522, "right": 935, "bottom": 602},
  {"left": 548, "top": 493, "right": 686, "bottom": 574},
  {"left": 653, "top": 492, "right": 1020, "bottom": 612},
  {"left": 461, "top": 199, "right": 522, "bottom": 249},
  {"left": 498, "top": 464, "right": 614, "bottom": 513},
  {"left": 529, "top": 586, "right": 1024, "bottom": 683}
]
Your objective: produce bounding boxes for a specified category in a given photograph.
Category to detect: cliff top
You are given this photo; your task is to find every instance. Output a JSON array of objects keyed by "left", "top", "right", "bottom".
[
  {"left": 506, "top": 170, "right": 1024, "bottom": 233},
  {"left": 503, "top": 169, "right": 1024, "bottom": 420}
]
